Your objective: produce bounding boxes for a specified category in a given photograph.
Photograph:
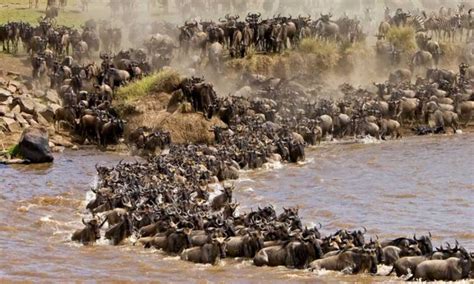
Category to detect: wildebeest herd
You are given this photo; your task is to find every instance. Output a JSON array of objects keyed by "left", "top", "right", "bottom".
[
  {"left": 72, "top": 69, "right": 474, "bottom": 281},
  {"left": 1, "top": 3, "right": 474, "bottom": 281},
  {"left": 74, "top": 112, "right": 474, "bottom": 282}
]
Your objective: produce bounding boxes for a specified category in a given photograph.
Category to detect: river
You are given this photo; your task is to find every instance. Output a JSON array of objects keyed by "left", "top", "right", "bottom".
[{"left": 1, "top": 134, "right": 473, "bottom": 282}]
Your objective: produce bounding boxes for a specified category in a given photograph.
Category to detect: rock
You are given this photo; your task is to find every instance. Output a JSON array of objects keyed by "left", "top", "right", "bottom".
[
  {"left": 0, "top": 117, "right": 21, "bottom": 132},
  {"left": 50, "top": 135, "right": 73, "bottom": 147},
  {"left": 0, "top": 77, "right": 7, "bottom": 86},
  {"left": 18, "top": 127, "right": 54, "bottom": 163},
  {"left": 4, "top": 112, "right": 14, "bottom": 119},
  {"left": 21, "top": 113, "right": 33, "bottom": 120},
  {"left": 14, "top": 113, "right": 29, "bottom": 128},
  {"left": 0, "top": 88, "right": 11, "bottom": 102},
  {"left": 1, "top": 96, "right": 12, "bottom": 106},
  {"left": 52, "top": 146, "right": 65, "bottom": 153},
  {"left": 35, "top": 103, "right": 54, "bottom": 123},
  {"left": 33, "top": 89, "right": 45, "bottom": 98},
  {"left": 71, "top": 145, "right": 79, "bottom": 150},
  {"left": 7, "top": 71, "right": 21, "bottom": 78},
  {"left": 8, "top": 80, "right": 21, "bottom": 88},
  {"left": 0, "top": 105, "right": 7, "bottom": 116},
  {"left": 35, "top": 113, "right": 50, "bottom": 126},
  {"left": 48, "top": 103, "right": 61, "bottom": 114},
  {"left": 6, "top": 84, "right": 17, "bottom": 94},
  {"left": 233, "top": 86, "right": 252, "bottom": 98},
  {"left": 27, "top": 118, "right": 40, "bottom": 127},
  {"left": 45, "top": 90, "right": 61, "bottom": 105},
  {"left": 17, "top": 97, "right": 36, "bottom": 114},
  {"left": 19, "top": 86, "right": 29, "bottom": 95},
  {"left": 10, "top": 104, "right": 21, "bottom": 114}
]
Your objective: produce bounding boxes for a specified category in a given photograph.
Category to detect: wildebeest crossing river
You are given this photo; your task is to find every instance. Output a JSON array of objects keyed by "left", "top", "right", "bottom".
[{"left": 0, "top": 134, "right": 473, "bottom": 282}]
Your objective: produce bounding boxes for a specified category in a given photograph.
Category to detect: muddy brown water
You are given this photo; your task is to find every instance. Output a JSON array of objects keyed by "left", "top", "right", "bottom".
[{"left": 1, "top": 134, "right": 473, "bottom": 282}]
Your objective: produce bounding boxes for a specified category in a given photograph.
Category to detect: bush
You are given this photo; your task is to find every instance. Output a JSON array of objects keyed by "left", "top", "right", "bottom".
[{"left": 386, "top": 26, "right": 416, "bottom": 53}]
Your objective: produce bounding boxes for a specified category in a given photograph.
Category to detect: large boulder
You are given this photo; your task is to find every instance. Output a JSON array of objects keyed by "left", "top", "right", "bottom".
[{"left": 18, "top": 127, "right": 54, "bottom": 163}]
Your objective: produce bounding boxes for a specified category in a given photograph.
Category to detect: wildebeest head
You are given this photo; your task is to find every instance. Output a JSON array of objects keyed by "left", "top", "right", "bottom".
[
  {"left": 104, "top": 214, "right": 132, "bottom": 245},
  {"left": 414, "top": 233, "right": 433, "bottom": 255},
  {"left": 71, "top": 217, "right": 106, "bottom": 245},
  {"left": 350, "top": 227, "right": 367, "bottom": 247}
]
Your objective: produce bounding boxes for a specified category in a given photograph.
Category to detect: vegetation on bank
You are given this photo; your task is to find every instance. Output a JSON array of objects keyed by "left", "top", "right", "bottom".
[
  {"left": 386, "top": 26, "right": 416, "bottom": 53},
  {"left": 116, "top": 69, "right": 182, "bottom": 103},
  {"left": 225, "top": 38, "right": 371, "bottom": 78}
]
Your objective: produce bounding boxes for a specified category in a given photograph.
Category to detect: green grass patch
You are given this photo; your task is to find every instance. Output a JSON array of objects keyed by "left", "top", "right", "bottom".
[
  {"left": 116, "top": 69, "right": 182, "bottom": 103},
  {"left": 0, "top": 0, "right": 85, "bottom": 26},
  {"left": 7, "top": 144, "right": 21, "bottom": 158}
]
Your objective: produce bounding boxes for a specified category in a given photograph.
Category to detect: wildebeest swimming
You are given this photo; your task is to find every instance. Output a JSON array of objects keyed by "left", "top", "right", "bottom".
[
  {"left": 2, "top": 5, "right": 472, "bottom": 281},
  {"left": 72, "top": 69, "right": 474, "bottom": 282}
]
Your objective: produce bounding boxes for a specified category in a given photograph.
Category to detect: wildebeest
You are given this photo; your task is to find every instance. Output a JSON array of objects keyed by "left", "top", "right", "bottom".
[
  {"left": 71, "top": 217, "right": 106, "bottom": 245},
  {"left": 408, "top": 248, "right": 471, "bottom": 281},
  {"left": 254, "top": 236, "right": 323, "bottom": 269},
  {"left": 180, "top": 237, "right": 227, "bottom": 265},
  {"left": 226, "top": 231, "right": 265, "bottom": 258},
  {"left": 310, "top": 248, "right": 378, "bottom": 274}
]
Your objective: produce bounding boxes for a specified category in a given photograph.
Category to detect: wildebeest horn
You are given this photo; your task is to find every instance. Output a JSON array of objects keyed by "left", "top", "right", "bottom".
[
  {"left": 99, "top": 216, "right": 107, "bottom": 228},
  {"left": 122, "top": 196, "right": 132, "bottom": 208},
  {"left": 414, "top": 234, "right": 418, "bottom": 241},
  {"left": 362, "top": 226, "right": 367, "bottom": 233},
  {"left": 257, "top": 12, "right": 261, "bottom": 17},
  {"left": 318, "top": 223, "right": 322, "bottom": 229},
  {"left": 428, "top": 231, "right": 432, "bottom": 238},
  {"left": 82, "top": 218, "right": 87, "bottom": 225}
]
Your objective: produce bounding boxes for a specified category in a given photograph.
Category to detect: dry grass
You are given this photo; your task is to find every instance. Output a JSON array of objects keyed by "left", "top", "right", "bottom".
[
  {"left": 116, "top": 69, "right": 182, "bottom": 103},
  {"left": 126, "top": 107, "right": 225, "bottom": 145},
  {"left": 298, "top": 38, "right": 341, "bottom": 71},
  {"left": 386, "top": 26, "right": 416, "bottom": 53},
  {"left": 117, "top": 70, "right": 225, "bottom": 145},
  {"left": 226, "top": 53, "right": 276, "bottom": 76},
  {"left": 439, "top": 41, "right": 463, "bottom": 67}
]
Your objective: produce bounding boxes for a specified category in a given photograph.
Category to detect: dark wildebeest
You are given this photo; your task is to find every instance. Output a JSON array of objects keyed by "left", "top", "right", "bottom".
[
  {"left": 180, "top": 237, "right": 228, "bottom": 265},
  {"left": 71, "top": 217, "right": 106, "bottom": 245}
]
